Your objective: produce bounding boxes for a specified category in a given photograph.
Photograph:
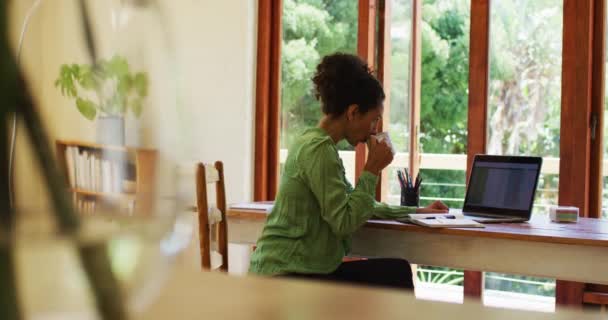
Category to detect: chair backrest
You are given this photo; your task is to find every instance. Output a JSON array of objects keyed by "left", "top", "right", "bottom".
[{"left": 196, "top": 161, "right": 228, "bottom": 271}]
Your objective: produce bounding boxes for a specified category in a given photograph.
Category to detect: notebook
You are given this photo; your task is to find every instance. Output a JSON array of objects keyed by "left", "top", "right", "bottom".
[
  {"left": 230, "top": 202, "right": 274, "bottom": 212},
  {"left": 405, "top": 213, "right": 484, "bottom": 228}
]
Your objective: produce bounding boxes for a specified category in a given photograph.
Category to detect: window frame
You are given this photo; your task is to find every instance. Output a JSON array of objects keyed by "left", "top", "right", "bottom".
[{"left": 253, "top": 0, "right": 281, "bottom": 201}]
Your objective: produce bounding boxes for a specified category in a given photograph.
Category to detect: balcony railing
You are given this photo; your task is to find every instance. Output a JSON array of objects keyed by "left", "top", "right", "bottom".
[
  {"left": 280, "top": 149, "right": 563, "bottom": 181},
  {"left": 280, "top": 150, "right": 561, "bottom": 211}
]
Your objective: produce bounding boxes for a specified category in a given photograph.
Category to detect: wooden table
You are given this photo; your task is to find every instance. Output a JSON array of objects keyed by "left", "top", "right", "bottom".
[{"left": 227, "top": 205, "right": 608, "bottom": 301}]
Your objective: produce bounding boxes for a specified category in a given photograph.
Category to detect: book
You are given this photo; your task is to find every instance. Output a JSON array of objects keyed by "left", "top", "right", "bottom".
[
  {"left": 402, "top": 213, "right": 485, "bottom": 228},
  {"left": 64, "top": 147, "right": 76, "bottom": 188}
]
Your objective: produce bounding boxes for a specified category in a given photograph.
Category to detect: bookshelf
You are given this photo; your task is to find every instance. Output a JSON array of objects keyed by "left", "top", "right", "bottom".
[{"left": 56, "top": 140, "right": 157, "bottom": 215}]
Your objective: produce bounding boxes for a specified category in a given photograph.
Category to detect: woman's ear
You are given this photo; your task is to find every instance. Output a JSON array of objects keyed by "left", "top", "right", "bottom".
[{"left": 346, "top": 104, "right": 359, "bottom": 121}]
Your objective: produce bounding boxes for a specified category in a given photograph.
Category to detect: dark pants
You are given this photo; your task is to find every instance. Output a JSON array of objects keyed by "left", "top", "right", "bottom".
[{"left": 281, "top": 258, "right": 414, "bottom": 290}]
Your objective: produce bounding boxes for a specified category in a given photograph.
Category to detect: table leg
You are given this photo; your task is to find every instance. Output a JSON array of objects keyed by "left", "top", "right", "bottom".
[
  {"left": 464, "top": 270, "right": 483, "bottom": 299},
  {"left": 556, "top": 280, "right": 584, "bottom": 307}
]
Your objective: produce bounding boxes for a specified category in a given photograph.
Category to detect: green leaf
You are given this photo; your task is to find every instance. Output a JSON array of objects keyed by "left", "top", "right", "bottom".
[
  {"left": 103, "top": 55, "right": 129, "bottom": 78},
  {"left": 116, "top": 74, "right": 132, "bottom": 97},
  {"left": 55, "top": 64, "right": 78, "bottom": 97},
  {"left": 77, "top": 65, "right": 99, "bottom": 90},
  {"left": 132, "top": 72, "right": 148, "bottom": 97},
  {"left": 57, "top": 55, "right": 150, "bottom": 120},
  {"left": 76, "top": 98, "right": 97, "bottom": 120}
]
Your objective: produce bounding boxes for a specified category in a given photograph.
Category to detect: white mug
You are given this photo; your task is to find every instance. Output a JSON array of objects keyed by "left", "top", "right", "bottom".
[{"left": 374, "top": 132, "right": 396, "bottom": 156}]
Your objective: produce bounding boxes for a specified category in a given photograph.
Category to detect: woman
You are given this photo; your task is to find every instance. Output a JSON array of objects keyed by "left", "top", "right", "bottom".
[{"left": 249, "top": 53, "right": 448, "bottom": 290}]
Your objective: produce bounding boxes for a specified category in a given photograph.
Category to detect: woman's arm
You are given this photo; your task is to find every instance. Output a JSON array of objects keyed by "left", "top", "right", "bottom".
[
  {"left": 373, "top": 202, "right": 416, "bottom": 219},
  {"left": 341, "top": 164, "right": 446, "bottom": 219},
  {"left": 373, "top": 200, "right": 449, "bottom": 218}
]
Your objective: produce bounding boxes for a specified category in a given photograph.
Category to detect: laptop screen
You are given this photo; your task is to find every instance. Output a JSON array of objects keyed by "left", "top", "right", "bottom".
[{"left": 463, "top": 155, "right": 542, "bottom": 218}]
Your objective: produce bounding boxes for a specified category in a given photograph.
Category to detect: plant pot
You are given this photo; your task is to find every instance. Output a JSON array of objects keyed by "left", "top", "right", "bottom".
[
  {"left": 97, "top": 116, "right": 125, "bottom": 146},
  {"left": 125, "top": 114, "right": 142, "bottom": 147}
]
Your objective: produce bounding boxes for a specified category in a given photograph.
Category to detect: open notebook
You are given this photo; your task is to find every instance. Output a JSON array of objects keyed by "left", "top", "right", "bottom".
[
  {"left": 229, "top": 202, "right": 274, "bottom": 212},
  {"left": 400, "top": 213, "right": 485, "bottom": 228}
]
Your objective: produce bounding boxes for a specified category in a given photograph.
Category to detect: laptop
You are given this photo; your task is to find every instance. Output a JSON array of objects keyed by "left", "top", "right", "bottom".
[{"left": 454, "top": 155, "right": 542, "bottom": 223}]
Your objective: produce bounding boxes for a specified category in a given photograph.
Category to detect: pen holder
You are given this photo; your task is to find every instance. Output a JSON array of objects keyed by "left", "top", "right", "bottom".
[{"left": 401, "top": 189, "right": 420, "bottom": 207}]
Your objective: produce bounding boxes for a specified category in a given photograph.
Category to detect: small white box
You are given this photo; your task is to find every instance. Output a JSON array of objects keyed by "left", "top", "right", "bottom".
[{"left": 549, "top": 206, "right": 579, "bottom": 223}]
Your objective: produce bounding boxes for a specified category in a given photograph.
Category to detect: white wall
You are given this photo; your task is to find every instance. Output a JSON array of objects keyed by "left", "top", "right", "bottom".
[
  {"left": 161, "top": 0, "right": 257, "bottom": 205},
  {"left": 10, "top": 0, "right": 257, "bottom": 211}
]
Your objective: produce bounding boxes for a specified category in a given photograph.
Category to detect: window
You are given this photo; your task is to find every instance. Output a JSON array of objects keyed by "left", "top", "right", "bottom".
[
  {"left": 487, "top": 0, "right": 562, "bottom": 215},
  {"left": 412, "top": 0, "right": 471, "bottom": 297},
  {"left": 484, "top": 0, "right": 563, "bottom": 307},
  {"left": 383, "top": 0, "right": 413, "bottom": 205},
  {"left": 419, "top": 0, "right": 470, "bottom": 208}
]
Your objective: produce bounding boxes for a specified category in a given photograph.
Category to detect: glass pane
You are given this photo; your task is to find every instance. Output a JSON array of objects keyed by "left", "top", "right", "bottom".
[
  {"left": 487, "top": 0, "right": 562, "bottom": 214},
  {"left": 415, "top": 0, "right": 470, "bottom": 299},
  {"left": 419, "top": 0, "right": 470, "bottom": 208},
  {"left": 383, "top": 0, "right": 413, "bottom": 205},
  {"left": 485, "top": 0, "right": 562, "bottom": 309},
  {"left": 415, "top": 265, "right": 464, "bottom": 303},
  {"left": 279, "top": 0, "right": 358, "bottom": 183}
]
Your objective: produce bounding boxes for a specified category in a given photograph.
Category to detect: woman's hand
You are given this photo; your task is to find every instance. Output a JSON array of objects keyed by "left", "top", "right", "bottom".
[
  {"left": 363, "top": 136, "right": 394, "bottom": 175},
  {"left": 415, "top": 200, "right": 449, "bottom": 213}
]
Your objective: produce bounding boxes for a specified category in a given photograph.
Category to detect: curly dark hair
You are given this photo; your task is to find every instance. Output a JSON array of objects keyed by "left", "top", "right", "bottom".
[{"left": 312, "top": 53, "right": 385, "bottom": 116}]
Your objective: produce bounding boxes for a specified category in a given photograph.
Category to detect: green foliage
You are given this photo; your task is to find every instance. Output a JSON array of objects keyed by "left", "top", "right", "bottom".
[
  {"left": 54, "top": 55, "right": 149, "bottom": 121},
  {"left": 280, "top": 0, "right": 357, "bottom": 150},
  {"left": 485, "top": 272, "right": 555, "bottom": 297},
  {"left": 419, "top": 3, "right": 469, "bottom": 155},
  {"left": 75, "top": 98, "right": 96, "bottom": 120},
  {"left": 413, "top": 2, "right": 471, "bottom": 207},
  {"left": 417, "top": 266, "right": 464, "bottom": 286},
  {"left": 417, "top": 268, "right": 556, "bottom": 297},
  {"left": 487, "top": 1, "right": 562, "bottom": 157},
  {"left": 418, "top": 169, "right": 466, "bottom": 208}
]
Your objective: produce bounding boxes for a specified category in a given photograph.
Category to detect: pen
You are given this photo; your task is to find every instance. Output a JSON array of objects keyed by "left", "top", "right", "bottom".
[
  {"left": 397, "top": 171, "right": 406, "bottom": 189},
  {"left": 424, "top": 215, "right": 456, "bottom": 219},
  {"left": 404, "top": 169, "right": 412, "bottom": 188},
  {"left": 414, "top": 175, "right": 422, "bottom": 191}
]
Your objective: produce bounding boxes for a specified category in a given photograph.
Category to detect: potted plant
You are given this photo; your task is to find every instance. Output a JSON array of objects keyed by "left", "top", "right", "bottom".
[{"left": 55, "top": 55, "right": 149, "bottom": 145}]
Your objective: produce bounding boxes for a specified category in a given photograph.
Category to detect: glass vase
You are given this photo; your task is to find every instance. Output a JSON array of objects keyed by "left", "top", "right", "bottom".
[{"left": 10, "top": 0, "right": 190, "bottom": 318}]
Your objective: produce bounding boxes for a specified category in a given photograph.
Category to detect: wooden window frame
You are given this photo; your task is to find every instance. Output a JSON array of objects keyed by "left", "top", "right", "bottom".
[
  {"left": 409, "top": 0, "right": 422, "bottom": 189},
  {"left": 377, "top": 0, "right": 391, "bottom": 200},
  {"left": 253, "top": 0, "right": 281, "bottom": 201},
  {"left": 464, "top": 0, "right": 491, "bottom": 299},
  {"left": 355, "top": 0, "right": 378, "bottom": 183},
  {"left": 556, "top": 0, "right": 605, "bottom": 306},
  {"left": 588, "top": 0, "right": 606, "bottom": 220}
]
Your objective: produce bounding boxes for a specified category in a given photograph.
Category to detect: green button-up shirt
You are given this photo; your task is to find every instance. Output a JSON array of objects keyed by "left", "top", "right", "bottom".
[{"left": 249, "top": 127, "right": 415, "bottom": 276}]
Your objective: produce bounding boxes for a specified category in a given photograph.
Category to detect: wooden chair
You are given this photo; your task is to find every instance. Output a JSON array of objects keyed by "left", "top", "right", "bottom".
[{"left": 196, "top": 161, "right": 228, "bottom": 271}]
